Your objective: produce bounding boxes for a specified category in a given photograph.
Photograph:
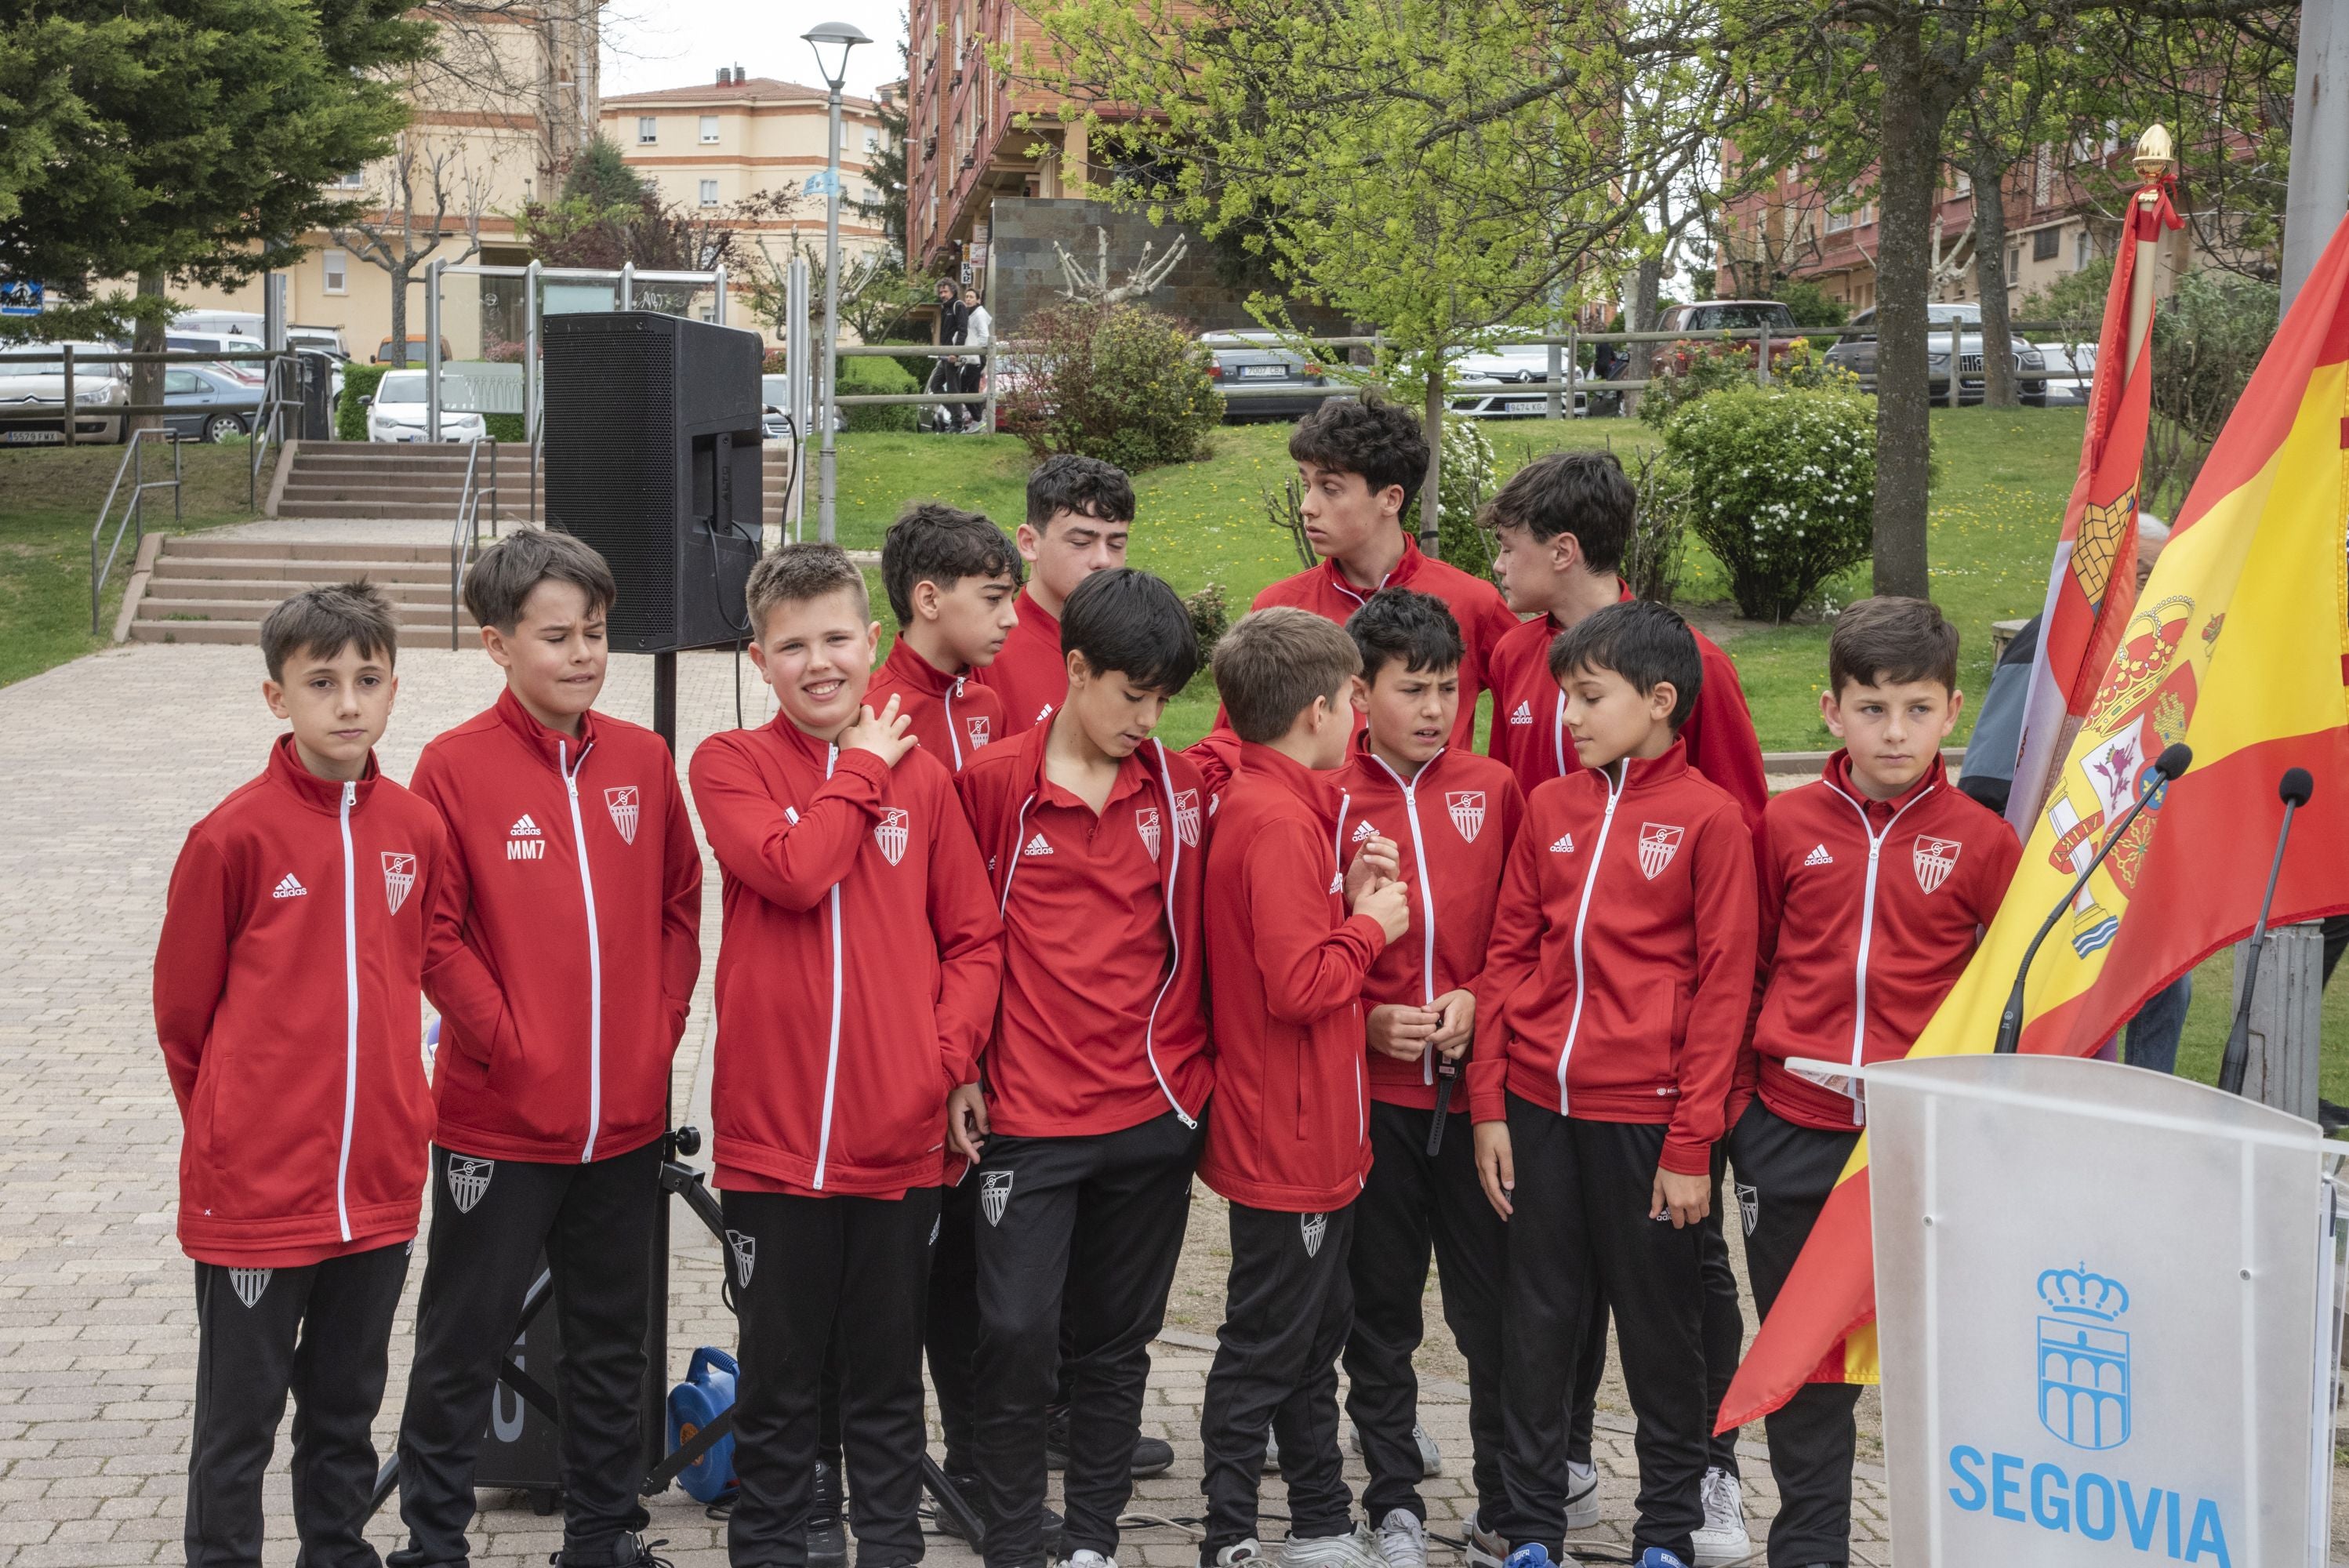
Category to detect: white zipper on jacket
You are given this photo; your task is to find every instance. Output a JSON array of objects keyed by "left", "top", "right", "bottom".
[
  {"left": 1556, "top": 763, "right": 1626, "bottom": 1113},
  {"left": 945, "top": 678, "right": 966, "bottom": 771},
  {"left": 1827, "top": 780, "right": 1933, "bottom": 1129},
  {"left": 335, "top": 780, "right": 358, "bottom": 1243},
  {"left": 558, "top": 739, "right": 604, "bottom": 1162},
  {"left": 1142, "top": 742, "right": 1198, "bottom": 1127},
  {"left": 1365, "top": 751, "right": 1443, "bottom": 1083},
  {"left": 1552, "top": 690, "right": 1569, "bottom": 780},
  {"left": 811, "top": 745, "right": 845, "bottom": 1189},
  {"left": 1328, "top": 787, "right": 1366, "bottom": 1151}
]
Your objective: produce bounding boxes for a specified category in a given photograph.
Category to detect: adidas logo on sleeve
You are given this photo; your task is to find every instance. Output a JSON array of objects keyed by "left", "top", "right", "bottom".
[
  {"left": 1803, "top": 844, "right": 1835, "bottom": 866},
  {"left": 272, "top": 873, "right": 307, "bottom": 898},
  {"left": 1022, "top": 833, "right": 1054, "bottom": 858}
]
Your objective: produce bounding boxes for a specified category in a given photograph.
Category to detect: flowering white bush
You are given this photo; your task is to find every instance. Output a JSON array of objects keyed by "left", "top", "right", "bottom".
[
  {"left": 1661, "top": 384, "right": 1877, "bottom": 621},
  {"left": 1436, "top": 416, "right": 1498, "bottom": 579}
]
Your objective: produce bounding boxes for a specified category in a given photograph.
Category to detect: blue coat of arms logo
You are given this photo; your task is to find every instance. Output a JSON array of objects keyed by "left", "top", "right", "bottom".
[{"left": 2036, "top": 1264, "right": 2132, "bottom": 1450}]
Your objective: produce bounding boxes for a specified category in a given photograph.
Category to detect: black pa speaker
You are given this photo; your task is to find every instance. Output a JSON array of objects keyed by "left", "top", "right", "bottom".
[{"left": 543, "top": 311, "right": 764, "bottom": 653}]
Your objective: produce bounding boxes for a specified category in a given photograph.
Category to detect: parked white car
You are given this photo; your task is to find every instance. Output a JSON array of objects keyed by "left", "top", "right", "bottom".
[
  {"left": 365, "top": 370, "right": 485, "bottom": 442},
  {"left": 2036, "top": 341, "right": 2097, "bottom": 405}
]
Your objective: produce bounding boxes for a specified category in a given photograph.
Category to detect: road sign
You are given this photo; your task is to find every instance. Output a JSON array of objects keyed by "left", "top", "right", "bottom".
[
  {"left": 803, "top": 169, "right": 840, "bottom": 198},
  {"left": 0, "top": 280, "right": 43, "bottom": 316}
]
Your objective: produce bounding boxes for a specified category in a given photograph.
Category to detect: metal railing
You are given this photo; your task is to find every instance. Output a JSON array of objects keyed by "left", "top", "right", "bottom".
[
  {"left": 247, "top": 354, "right": 303, "bottom": 507},
  {"left": 448, "top": 440, "right": 502, "bottom": 650},
  {"left": 90, "top": 428, "right": 180, "bottom": 633}
]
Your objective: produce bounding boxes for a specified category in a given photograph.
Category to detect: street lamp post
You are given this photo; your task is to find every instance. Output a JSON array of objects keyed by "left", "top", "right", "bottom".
[{"left": 803, "top": 20, "right": 869, "bottom": 544}]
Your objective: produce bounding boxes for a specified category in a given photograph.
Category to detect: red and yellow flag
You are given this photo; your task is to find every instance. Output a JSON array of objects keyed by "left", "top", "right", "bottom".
[
  {"left": 2006, "top": 176, "right": 2184, "bottom": 835},
  {"left": 1719, "top": 210, "right": 2349, "bottom": 1432}
]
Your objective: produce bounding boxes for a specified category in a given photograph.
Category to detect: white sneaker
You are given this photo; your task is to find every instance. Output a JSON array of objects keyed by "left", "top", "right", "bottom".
[
  {"left": 1214, "top": 1541, "right": 1265, "bottom": 1568},
  {"left": 1373, "top": 1510, "right": 1427, "bottom": 1568},
  {"left": 1066, "top": 1553, "right": 1119, "bottom": 1568},
  {"left": 1689, "top": 1466, "right": 1751, "bottom": 1566},
  {"left": 1462, "top": 1515, "right": 1578, "bottom": 1568},
  {"left": 1564, "top": 1460, "right": 1600, "bottom": 1531},
  {"left": 1348, "top": 1422, "right": 1444, "bottom": 1477},
  {"left": 1280, "top": 1523, "right": 1383, "bottom": 1568}
]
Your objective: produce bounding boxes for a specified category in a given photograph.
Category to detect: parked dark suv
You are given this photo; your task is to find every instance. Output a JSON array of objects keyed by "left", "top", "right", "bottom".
[{"left": 1824, "top": 303, "right": 2047, "bottom": 406}]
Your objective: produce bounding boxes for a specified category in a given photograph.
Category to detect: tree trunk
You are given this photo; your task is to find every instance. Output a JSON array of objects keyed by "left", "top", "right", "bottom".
[
  {"left": 1868, "top": 24, "right": 1944, "bottom": 599},
  {"left": 1624, "top": 255, "right": 1661, "bottom": 419},
  {"left": 1419, "top": 363, "right": 1444, "bottom": 556},
  {"left": 387, "top": 260, "right": 410, "bottom": 366},
  {"left": 131, "top": 271, "right": 167, "bottom": 435},
  {"left": 1970, "top": 150, "right": 2018, "bottom": 407}
]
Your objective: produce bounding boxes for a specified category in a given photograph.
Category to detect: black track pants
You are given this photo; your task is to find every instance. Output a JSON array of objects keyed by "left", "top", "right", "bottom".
[
  {"left": 1727, "top": 1102, "right": 1865, "bottom": 1568},
  {"left": 394, "top": 1142, "right": 662, "bottom": 1568},
  {"left": 928, "top": 1176, "right": 981, "bottom": 1472},
  {"left": 723, "top": 1188, "right": 940, "bottom": 1568},
  {"left": 1342, "top": 1101, "right": 1506, "bottom": 1523},
  {"left": 187, "top": 1241, "right": 410, "bottom": 1568},
  {"left": 971, "top": 1111, "right": 1201, "bottom": 1568},
  {"left": 1493, "top": 1099, "right": 1707, "bottom": 1563},
  {"left": 1199, "top": 1200, "right": 1357, "bottom": 1562}
]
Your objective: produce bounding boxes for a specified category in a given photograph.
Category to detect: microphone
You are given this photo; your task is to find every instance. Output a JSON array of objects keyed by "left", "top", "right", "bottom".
[
  {"left": 1995, "top": 742, "right": 2191, "bottom": 1054},
  {"left": 2216, "top": 766, "right": 2315, "bottom": 1094}
]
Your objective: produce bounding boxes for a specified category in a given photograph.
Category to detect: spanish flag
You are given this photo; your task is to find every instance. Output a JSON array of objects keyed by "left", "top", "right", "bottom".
[{"left": 1718, "top": 210, "right": 2349, "bottom": 1431}]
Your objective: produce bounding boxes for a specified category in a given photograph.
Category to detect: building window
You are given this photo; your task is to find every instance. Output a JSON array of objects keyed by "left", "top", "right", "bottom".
[
  {"left": 2075, "top": 229, "right": 2093, "bottom": 270},
  {"left": 334, "top": 169, "right": 365, "bottom": 189},
  {"left": 2006, "top": 248, "right": 2020, "bottom": 283},
  {"left": 700, "top": 114, "right": 719, "bottom": 143},
  {"left": 2034, "top": 145, "right": 2054, "bottom": 205},
  {"left": 1826, "top": 209, "right": 1852, "bottom": 233},
  {"left": 2033, "top": 227, "right": 2060, "bottom": 262},
  {"left": 865, "top": 128, "right": 880, "bottom": 152},
  {"left": 1954, "top": 169, "right": 1971, "bottom": 196},
  {"left": 699, "top": 179, "right": 719, "bottom": 206},
  {"left": 323, "top": 249, "right": 348, "bottom": 295},
  {"left": 637, "top": 116, "right": 657, "bottom": 143}
]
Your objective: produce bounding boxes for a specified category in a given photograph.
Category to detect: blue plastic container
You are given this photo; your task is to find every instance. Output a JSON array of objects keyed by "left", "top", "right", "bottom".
[{"left": 666, "top": 1346, "right": 740, "bottom": 1503}]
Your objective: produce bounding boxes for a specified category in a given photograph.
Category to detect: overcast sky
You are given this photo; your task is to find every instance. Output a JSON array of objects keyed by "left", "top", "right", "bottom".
[{"left": 602, "top": 0, "right": 910, "bottom": 102}]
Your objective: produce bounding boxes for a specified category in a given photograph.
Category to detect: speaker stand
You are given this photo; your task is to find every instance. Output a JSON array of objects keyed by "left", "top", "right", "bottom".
[{"left": 654, "top": 652, "right": 677, "bottom": 753}]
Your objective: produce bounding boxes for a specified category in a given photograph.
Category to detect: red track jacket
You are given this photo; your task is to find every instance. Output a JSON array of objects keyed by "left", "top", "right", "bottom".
[
  {"left": 969, "top": 586, "right": 1067, "bottom": 738},
  {"left": 689, "top": 714, "right": 1003, "bottom": 1196},
  {"left": 867, "top": 637, "right": 1007, "bottom": 775},
  {"left": 1483, "top": 586, "right": 1770, "bottom": 836},
  {"left": 1469, "top": 742, "right": 1758, "bottom": 1175},
  {"left": 1342, "top": 736, "right": 1525, "bottom": 1109},
  {"left": 154, "top": 738, "right": 461, "bottom": 1265},
  {"left": 1740, "top": 753, "right": 2019, "bottom": 1130},
  {"left": 957, "top": 724, "right": 1213, "bottom": 1137},
  {"left": 1198, "top": 742, "right": 1388, "bottom": 1211},
  {"left": 411, "top": 690, "right": 702, "bottom": 1165}
]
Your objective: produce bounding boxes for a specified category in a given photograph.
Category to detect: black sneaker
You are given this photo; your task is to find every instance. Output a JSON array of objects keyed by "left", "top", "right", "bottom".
[
  {"left": 931, "top": 1471, "right": 1066, "bottom": 1556},
  {"left": 1044, "top": 1406, "right": 1176, "bottom": 1479},
  {"left": 809, "top": 1460, "right": 847, "bottom": 1568},
  {"left": 551, "top": 1537, "right": 673, "bottom": 1568}
]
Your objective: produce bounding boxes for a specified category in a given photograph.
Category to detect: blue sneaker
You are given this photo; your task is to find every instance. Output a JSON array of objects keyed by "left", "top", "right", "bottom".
[
  {"left": 1634, "top": 1552, "right": 1691, "bottom": 1568},
  {"left": 1502, "top": 1548, "right": 1552, "bottom": 1568}
]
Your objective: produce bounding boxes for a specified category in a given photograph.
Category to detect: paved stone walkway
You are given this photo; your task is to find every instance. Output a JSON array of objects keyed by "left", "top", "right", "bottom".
[{"left": 0, "top": 644, "right": 1897, "bottom": 1568}]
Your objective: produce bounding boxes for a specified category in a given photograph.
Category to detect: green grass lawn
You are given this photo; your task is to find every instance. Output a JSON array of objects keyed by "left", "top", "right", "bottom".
[
  {"left": 832, "top": 408, "right": 2085, "bottom": 750},
  {"left": 0, "top": 444, "right": 265, "bottom": 688}
]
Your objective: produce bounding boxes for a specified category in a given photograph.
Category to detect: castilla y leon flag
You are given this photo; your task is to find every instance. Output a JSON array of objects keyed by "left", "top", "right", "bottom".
[
  {"left": 1718, "top": 209, "right": 2349, "bottom": 1433},
  {"left": 2006, "top": 173, "right": 2184, "bottom": 837}
]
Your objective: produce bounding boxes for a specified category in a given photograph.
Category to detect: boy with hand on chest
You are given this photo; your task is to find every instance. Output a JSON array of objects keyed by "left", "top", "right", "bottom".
[
  {"left": 1335, "top": 590, "right": 1524, "bottom": 1568},
  {"left": 1467, "top": 601, "right": 1758, "bottom": 1568},
  {"left": 688, "top": 543, "right": 1004, "bottom": 1568}
]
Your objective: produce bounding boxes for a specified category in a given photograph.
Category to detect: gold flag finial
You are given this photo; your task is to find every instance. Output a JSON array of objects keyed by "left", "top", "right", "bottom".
[{"left": 2133, "top": 124, "right": 2175, "bottom": 183}]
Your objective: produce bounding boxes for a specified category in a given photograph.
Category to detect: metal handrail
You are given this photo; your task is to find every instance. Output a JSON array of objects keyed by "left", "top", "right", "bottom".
[
  {"left": 448, "top": 440, "right": 501, "bottom": 650},
  {"left": 247, "top": 355, "right": 301, "bottom": 507},
  {"left": 91, "top": 428, "right": 180, "bottom": 633}
]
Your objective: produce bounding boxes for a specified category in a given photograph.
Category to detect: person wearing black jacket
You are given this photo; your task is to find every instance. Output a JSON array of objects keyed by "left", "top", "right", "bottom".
[{"left": 933, "top": 280, "right": 970, "bottom": 431}]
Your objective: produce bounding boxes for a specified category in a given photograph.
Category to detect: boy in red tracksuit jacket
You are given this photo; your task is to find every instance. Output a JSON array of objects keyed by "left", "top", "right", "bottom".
[
  {"left": 869, "top": 501, "right": 1018, "bottom": 774},
  {"left": 957, "top": 569, "right": 1214, "bottom": 1568},
  {"left": 1334, "top": 590, "right": 1524, "bottom": 1568},
  {"left": 1468, "top": 601, "right": 1757, "bottom": 1568},
  {"left": 1479, "top": 452, "right": 1763, "bottom": 1550},
  {"left": 973, "top": 455, "right": 1135, "bottom": 736},
  {"left": 1728, "top": 598, "right": 2017, "bottom": 1568},
  {"left": 688, "top": 543, "right": 1004, "bottom": 1568},
  {"left": 154, "top": 582, "right": 463, "bottom": 1568},
  {"left": 1211, "top": 397, "right": 1518, "bottom": 753},
  {"left": 1196, "top": 607, "right": 1412, "bottom": 1568},
  {"left": 392, "top": 532, "right": 703, "bottom": 1568}
]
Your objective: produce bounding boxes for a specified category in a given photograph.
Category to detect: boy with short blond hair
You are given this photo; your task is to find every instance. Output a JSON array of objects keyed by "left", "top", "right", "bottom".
[
  {"left": 688, "top": 542, "right": 1004, "bottom": 1568},
  {"left": 871, "top": 501, "right": 1021, "bottom": 772},
  {"left": 1337, "top": 590, "right": 1525, "bottom": 1568},
  {"left": 1469, "top": 600, "right": 1758, "bottom": 1568},
  {"left": 1196, "top": 608, "right": 1413, "bottom": 1568},
  {"left": 391, "top": 529, "right": 703, "bottom": 1568},
  {"left": 157, "top": 582, "right": 462, "bottom": 1568},
  {"left": 1728, "top": 597, "right": 2017, "bottom": 1568}
]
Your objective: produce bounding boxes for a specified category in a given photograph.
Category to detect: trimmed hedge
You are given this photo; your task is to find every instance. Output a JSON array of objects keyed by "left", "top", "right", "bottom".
[
  {"left": 334, "top": 363, "right": 387, "bottom": 441},
  {"left": 838, "top": 354, "right": 920, "bottom": 432}
]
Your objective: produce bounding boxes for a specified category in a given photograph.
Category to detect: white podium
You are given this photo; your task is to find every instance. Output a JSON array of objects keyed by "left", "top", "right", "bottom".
[{"left": 1866, "top": 1055, "right": 2344, "bottom": 1566}]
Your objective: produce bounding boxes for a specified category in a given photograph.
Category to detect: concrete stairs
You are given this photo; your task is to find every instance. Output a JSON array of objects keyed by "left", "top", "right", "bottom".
[
  {"left": 129, "top": 538, "right": 479, "bottom": 648},
  {"left": 270, "top": 440, "right": 792, "bottom": 529}
]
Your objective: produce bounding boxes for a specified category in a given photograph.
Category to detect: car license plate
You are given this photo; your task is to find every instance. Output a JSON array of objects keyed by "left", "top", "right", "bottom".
[
  {"left": 1237, "top": 364, "right": 1286, "bottom": 379},
  {"left": 1506, "top": 399, "right": 1547, "bottom": 413},
  {"left": 4, "top": 430, "right": 61, "bottom": 444}
]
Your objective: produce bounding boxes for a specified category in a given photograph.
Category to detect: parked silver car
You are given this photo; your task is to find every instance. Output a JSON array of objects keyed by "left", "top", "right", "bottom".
[
  {"left": 163, "top": 364, "right": 265, "bottom": 442},
  {"left": 1450, "top": 344, "right": 1585, "bottom": 419},
  {"left": 0, "top": 342, "right": 128, "bottom": 444},
  {"left": 1824, "top": 303, "right": 2048, "bottom": 406},
  {"left": 2036, "top": 341, "right": 2097, "bottom": 405},
  {"left": 1202, "top": 331, "right": 1338, "bottom": 423}
]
